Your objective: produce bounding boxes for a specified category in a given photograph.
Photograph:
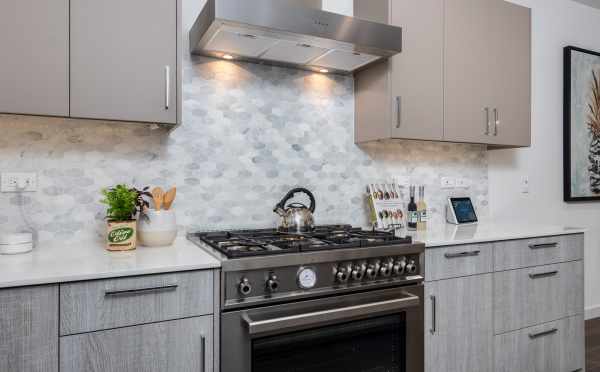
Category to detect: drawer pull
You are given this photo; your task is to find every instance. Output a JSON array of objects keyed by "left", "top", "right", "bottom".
[
  {"left": 528, "top": 328, "right": 558, "bottom": 339},
  {"left": 104, "top": 284, "right": 178, "bottom": 297},
  {"left": 200, "top": 335, "right": 206, "bottom": 372},
  {"left": 444, "top": 250, "right": 481, "bottom": 259},
  {"left": 528, "top": 271, "right": 558, "bottom": 279},
  {"left": 430, "top": 295, "right": 437, "bottom": 335},
  {"left": 529, "top": 242, "right": 559, "bottom": 250}
]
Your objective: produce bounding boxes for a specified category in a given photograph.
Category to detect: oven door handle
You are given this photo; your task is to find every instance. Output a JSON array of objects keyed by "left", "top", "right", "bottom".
[{"left": 243, "top": 292, "right": 420, "bottom": 336}]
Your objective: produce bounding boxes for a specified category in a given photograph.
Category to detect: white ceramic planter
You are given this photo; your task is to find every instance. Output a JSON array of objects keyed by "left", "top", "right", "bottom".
[{"left": 137, "top": 209, "right": 177, "bottom": 247}]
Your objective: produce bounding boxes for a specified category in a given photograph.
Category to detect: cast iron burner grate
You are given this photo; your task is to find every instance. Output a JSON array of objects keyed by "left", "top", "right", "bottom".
[{"left": 192, "top": 225, "right": 412, "bottom": 258}]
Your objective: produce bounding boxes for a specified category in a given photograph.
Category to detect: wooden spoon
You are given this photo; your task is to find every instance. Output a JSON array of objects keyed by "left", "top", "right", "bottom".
[
  {"left": 163, "top": 187, "right": 177, "bottom": 210},
  {"left": 151, "top": 187, "right": 165, "bottom": 210}
]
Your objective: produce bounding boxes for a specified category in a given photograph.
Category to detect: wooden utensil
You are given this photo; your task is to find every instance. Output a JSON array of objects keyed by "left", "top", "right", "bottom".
[
  {"left": 151, "top": 187, "right": 165, "bottom": 210},
  {"left": 163, "top": 187, "right": 177, "bottom": 210}
]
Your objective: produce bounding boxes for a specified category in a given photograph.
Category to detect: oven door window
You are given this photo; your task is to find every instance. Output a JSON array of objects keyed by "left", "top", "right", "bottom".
[{"left": 252, "top": 314, "right": 406, "bottom": 372}]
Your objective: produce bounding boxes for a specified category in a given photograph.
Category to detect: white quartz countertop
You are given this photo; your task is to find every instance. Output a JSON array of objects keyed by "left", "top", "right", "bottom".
[
  {"left": 0, "top": 237, "right": 220, "bottom": 289},
  {"left": 407, "top": 222, "right": 586, "bottom": 248}
]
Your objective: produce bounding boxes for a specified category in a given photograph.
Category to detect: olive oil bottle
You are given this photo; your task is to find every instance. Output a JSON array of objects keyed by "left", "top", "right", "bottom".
[{"left": 417, "top": 186, "right": 428, "bottom": 231}]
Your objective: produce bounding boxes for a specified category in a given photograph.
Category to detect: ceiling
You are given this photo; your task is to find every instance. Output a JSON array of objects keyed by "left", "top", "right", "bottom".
[{"left": 572, "top": 0, "right": 600, "bottom": 9}]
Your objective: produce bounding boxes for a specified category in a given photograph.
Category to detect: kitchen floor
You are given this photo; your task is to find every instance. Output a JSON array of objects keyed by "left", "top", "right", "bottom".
[{"left": 588, "top": 318, "right": 600, "bottom": 371}]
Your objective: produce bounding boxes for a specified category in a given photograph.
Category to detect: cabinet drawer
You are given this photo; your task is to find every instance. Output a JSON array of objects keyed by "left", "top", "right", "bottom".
[
  {"left": 494, "top": 261, "right": 583, "bottom": 334},
  {"left": 425, "top": 244, "right": 492, "bottom": 281},
  {"left": 60, "top": 270, "right": 213, "bottom": 335},
  {"left": 60, "top": 315, "right": 213, "bottom": 372},
  {"left": 494, "top": 234, "right": 583, "bottom": 271},
  {"left": 494, "top": 315, "right": 584, "bottom": 372}
]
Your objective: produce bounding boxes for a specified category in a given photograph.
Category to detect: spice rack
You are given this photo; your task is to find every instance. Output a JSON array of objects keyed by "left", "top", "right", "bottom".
[{"left": 367, "top": 183, "right": 406, "bottom": 230}]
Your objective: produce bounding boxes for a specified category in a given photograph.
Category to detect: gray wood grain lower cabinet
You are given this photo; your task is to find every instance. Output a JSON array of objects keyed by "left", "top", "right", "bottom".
[
  {"left": 494, "top": 261, "right": 584, "bottom": 334},
  {"left": 0, "top": 0, "right": 69, "bottom": 116},
  {"left": 425, "top": 274, "right": 493, "bottom": 372},
  {"left": 60, "top": 271, "right": 213, "bottom": 335},
  {"left": 0, "top": 285, "right": 58, "bottom": 372},
  {"left": 60, "top": 316, "right": 213, "bottom": 372},
  {"left": 70, "top": 0, "right": 177, "bottom": 124},
  {"left": 494, "top": 315, "right": 584, "bottom": 372}
]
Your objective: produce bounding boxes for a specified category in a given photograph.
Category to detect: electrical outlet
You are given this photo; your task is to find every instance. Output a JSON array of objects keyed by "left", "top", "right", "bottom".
[
  {"left": 440, "top": 177, "right": 456, "bottom": 189},
  {"left": 521, "top": 176, "right": 530, "bottom": 194},
  {"left": 456, "top": 178, "right": 471, "bottom": 188},
  {"left": 1, "top": 172, "right": 37, "bottom": 192}
]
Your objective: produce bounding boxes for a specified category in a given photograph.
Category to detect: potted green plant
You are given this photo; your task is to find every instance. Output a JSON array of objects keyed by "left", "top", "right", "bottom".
[{"left": 101, "top": 185, "right": 150, "bottom": 251}]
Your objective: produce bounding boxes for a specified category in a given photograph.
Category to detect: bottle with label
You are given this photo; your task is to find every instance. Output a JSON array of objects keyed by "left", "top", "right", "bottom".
[
  {"left": 407, "top": 186, "right": 418, "bottom": 231},
  {"left": 417, "top": 186, "right": 428, "bottom": 231}
]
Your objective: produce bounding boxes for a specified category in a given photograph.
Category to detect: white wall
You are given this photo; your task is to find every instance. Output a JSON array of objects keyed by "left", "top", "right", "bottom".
[
  {"left": 492, "top": 0, "right": 600, "bottom": 319},
  {"left": 322, "top": 0, "right": 353, "bottom": 16}
]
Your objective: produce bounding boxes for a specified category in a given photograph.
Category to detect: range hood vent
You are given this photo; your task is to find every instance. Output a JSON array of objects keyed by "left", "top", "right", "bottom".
[{"left": 189, "top": 0, "right": 402, "bottom": 74}]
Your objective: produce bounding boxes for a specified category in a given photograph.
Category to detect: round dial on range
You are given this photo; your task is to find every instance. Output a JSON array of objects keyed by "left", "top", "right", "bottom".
[{"left": 297, "top": 267, "right": 317, "bottom": 289}]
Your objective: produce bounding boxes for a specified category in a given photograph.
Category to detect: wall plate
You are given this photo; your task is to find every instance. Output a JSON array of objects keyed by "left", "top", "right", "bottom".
[{"left": 1, "top": 172, "right": 37, "bottom": 192}]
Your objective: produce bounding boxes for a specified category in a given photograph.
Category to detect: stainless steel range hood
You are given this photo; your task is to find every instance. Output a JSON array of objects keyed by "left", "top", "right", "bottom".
[{"left": 189, "top": 0, "right": 402, "bottom": 74}]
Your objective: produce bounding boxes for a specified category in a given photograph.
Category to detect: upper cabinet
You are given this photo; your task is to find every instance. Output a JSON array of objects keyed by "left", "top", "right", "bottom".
[
  {"left": 0, "top": 0, "right": 69, "bottom": 117},
  {"left": 0, "top": 0, "right": 180, "bottom": 125},
  {"left": 70, "top": 0, "right": 178, "bottom": 124},
  {"left": 355, "top": 0, "right": 531, "bottom": 148}
]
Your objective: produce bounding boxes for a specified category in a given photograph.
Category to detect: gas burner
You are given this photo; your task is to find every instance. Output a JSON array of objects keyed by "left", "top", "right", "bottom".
[{"left": 190, "top": 225, "right": 411, "bottom": 258}]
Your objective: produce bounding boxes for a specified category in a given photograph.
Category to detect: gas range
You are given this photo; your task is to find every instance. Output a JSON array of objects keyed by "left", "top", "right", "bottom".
[
  {"left": 187, "top": 225, "right": 425, "bottom": 372},
  {"left": 187, "top": 225, "right": 424, "bottom": 310}
]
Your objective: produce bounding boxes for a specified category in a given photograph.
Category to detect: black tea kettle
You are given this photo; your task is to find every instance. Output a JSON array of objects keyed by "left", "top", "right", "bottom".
[{"left": 273, "top": 188, "right": 316, "bottom": 233}]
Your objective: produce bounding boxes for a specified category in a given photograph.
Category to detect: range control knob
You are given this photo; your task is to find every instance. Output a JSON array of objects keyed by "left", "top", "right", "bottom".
[
  {"left": 239, "top": 278, "right": 252, "bottom": 296},
  {"left": 351, "top": 265, "right": 365, "bottom": 281},
  {"left": 366, "top": 265, "right": 377, "bottom": 280},
  {"left": 266, "top": 274, "right": 279, "bottom": 293},
  {"left": 405, "top": 260, "right": 418, "bottom": 274},
  {"left": 336, "top": 267, "right": 350, "bottom": 283},
  {"left": 379, "top": 261, "right": 392, "bottom": 277},
  {"left": 393, "top": 258, "right": 407, "bottom": 276}
]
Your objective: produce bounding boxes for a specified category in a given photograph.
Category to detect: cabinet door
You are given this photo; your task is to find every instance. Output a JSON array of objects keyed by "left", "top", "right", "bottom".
[
  {"left": 0, "top": 285, "right": 59, "bottom": 372},
  {"left": 487, "top": 1, "right": 531, "bottom": 147},
  {"left": 60, "top": 316, "right": 213, "bottom": 372},
  {"left": 0, "top": 0, "right": 69, "bottom": 116},
  {"left": 390, "top": 0, "right": 444, "bottom": 141},
  {"left": 425, "top": 275, "right": 493, "bottom": 372},
  {"left": 70, "top": 0, "right": 177, "bottom": 124},
  {"left": 444, "top": 0, "right": 497, "bottom": 144}
]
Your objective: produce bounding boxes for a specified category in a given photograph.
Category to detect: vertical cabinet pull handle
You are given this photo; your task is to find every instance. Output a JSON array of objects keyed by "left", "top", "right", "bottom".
[
  {"left": 396, "top": 96, "right": 402, "bottom": 128},
  {"left": 430, "top": 295, "right": 437, "bottom": 334},
  {"left": 165, "top": 65, "right": 170, "bottom": 110},
  {"left": 200, "top": 335, "right": 206, "bottom": 372},
  {"left": 484, "top": 107, "right": 490, "bottom": 135},
  {"left": 493, "top": 108, "right": 499, "bottom": 136}
]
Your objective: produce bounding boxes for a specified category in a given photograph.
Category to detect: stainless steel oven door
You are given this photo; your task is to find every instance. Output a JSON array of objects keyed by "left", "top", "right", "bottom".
[{"left": 221, "top": 284, "right": 423, "bottom": 372}]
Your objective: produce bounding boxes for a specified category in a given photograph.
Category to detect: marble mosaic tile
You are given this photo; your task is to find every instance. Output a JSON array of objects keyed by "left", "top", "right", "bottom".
[{"left": 0, "top": 56, "right": 488, "bottom": 243}]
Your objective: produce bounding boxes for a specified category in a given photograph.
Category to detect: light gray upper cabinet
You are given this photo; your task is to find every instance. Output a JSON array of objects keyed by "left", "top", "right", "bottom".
[
  {"left": 425, "top": 274, "right": 494, "bottom": 372},
  {"left": 0, "top": 285, "right": 59, "bottom": 372},
  {"left": 70, "top": 0, "right": 178, "bottom": 124},
  {"left": 0, "top": 0, "right": 69, "bottom": 116},
  {"left": 444, "top": 0, "right": 531, "bottom": 147},
  {"left": 355, "top": 0, "right": 444, "bottom": 142},
  {"left": 354, "top": 0, "right": 531, "bottom": 148}
]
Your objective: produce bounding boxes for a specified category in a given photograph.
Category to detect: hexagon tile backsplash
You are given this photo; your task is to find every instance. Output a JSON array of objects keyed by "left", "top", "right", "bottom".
[{"left": 0, "top": 56, "right": 488, "bottom": 243}]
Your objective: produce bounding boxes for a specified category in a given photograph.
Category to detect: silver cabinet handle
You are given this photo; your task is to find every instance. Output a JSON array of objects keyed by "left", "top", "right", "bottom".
[
  {"left": 444, "top": 250, "right": 481, "bottom": 259},
  {"left": 484, "top": 107, "right": 491, "bottom": 135},
  {"left": 528, "top": 328, "right": 558, "bottom": 339},
  {"left": 528, "top": 271, "right": 558, "bottom": 279},
  {"left": 430, "top": 295, "right": 437, "bottom": 334},
  {"left": 200, "top": 335, "right": 206, "bottom": 372},
  {"left": 165, "top": 65, "right": 170, "bottom": 110},
  {"left": 244, "top": 293, "right": 420, "bottom": 336},
  {"left": 396, "top": 96, "right": 402, "bottom": 128},
  {"left": 493, "top": 108, "right": 499, "bottom": 136},
  {"left": 104, "top": 284, "right": 178, "bottom": 297},
  {"left": 529, "top": 242, "right": 558, "bottom": 250}
]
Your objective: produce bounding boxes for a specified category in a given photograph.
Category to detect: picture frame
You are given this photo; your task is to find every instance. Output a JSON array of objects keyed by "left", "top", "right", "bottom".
[{"left": 564, "top": 45, "right": 600, "bottom": 202}]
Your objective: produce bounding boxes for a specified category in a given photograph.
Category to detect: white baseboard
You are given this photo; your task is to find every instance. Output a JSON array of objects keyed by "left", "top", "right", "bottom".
[{"left": 585, "top": 304, "right": 600, "bottom": 320}]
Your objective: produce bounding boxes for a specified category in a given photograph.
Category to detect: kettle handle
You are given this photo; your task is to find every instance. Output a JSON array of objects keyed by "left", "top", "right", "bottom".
[{"left": 273, "top": 188, "right": 316, "bottom": 214}]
